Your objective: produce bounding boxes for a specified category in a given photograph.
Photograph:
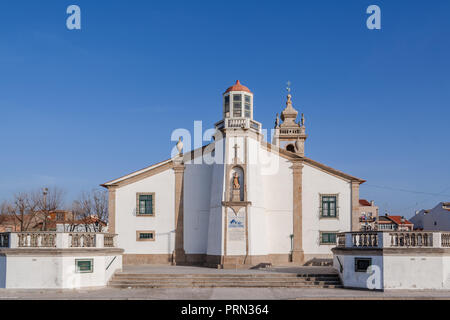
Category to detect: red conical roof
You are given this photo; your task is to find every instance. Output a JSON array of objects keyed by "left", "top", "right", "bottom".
[{"left": 225, "top": 80, "right": 252, "bottom": 94}]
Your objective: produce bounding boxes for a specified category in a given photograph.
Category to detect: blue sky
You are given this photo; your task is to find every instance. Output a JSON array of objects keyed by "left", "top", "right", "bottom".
[{"left": 0, "top": 0, "right": 449, "bottom": 217}]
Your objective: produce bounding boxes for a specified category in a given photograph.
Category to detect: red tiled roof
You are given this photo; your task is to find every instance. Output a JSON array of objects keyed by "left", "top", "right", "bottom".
[
  {"left": 386, "top": 215, "right": 413, "bottom": 225},
  {"left": 225, "top": 80, "right": 252, "bottom": 94},
  {"left": 359, "top": 199, "right": 371, "bottom": 206}
]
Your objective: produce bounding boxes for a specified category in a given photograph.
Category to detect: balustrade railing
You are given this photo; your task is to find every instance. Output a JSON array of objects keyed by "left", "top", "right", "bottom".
[
  {"left": 279, "top": 128, "right": 301, "bottom": 135},
  {"left": 389, "top": 232, "right": 433, "bottom": 247},
  {"left": 17, "top": 232, "right": 57, "bottom": 248},
  {"left": 351, "top": 232, "right": 379, "bottom": 248},
  {"left": 441, "top": 233, "right": 450, "bottom": 247},
  {"left": 104, "top": 234, "right": 115, "bottom": 247},
  {"left": 337, "top": 233, "right": 346, "bottom": 247},
  {"left": 227, "top": 118, "right": 247, "bottom": 128},
  {"left": 0, "top": 232, "right": 117, "bottom": 249},
  {"left": 336, "top": 231, "right": 448, "bottom": 249},
  {"left": 69, "top": 233, "right": 96, "bottom": 248},
  {"left": 214, "top": 118, "right": 262, "bottom": 133}
]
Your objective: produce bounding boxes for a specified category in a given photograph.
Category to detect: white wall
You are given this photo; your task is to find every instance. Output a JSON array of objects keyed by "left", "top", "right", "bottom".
[
  {"left": 2, "top": 253, "right": 122, "bottom": 289},
  {"left": 334, "top": 251, "right": 450, "bottom": 290},
  {"left": 206, "top": 163, "right": 225, "bottom": 256},
  {"left": 184, "top": 162, "right": 213, "bottom": 254},
  {"left": 383, "top": 254, "right": 445, "bottom": 289},
  {"left": 115, "top": 169, "right": 175, "bottom": 254},
  {"left": 334, "top": 253, "right": 383, "bottom": 290},
  {"left": 262, "top": 151, "right": 293, "bottom": 255},
  {"left": 303, "top": 163, "right": 352, "bottom": 257}
]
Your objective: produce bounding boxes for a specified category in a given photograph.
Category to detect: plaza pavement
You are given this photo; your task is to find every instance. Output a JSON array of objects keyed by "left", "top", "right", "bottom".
[
  {"left": 1, "top": 287, "right": 450, "bottom": 300},
  {"left": 1, "top": 265, "right": 449, "bottom": 300}
]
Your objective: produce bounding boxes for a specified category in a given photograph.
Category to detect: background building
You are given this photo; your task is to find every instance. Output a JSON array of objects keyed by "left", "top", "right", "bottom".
[
  {"left": 410, "top": 202, "right": 450, "bottom": 231},
  {"left": 378, "top": 214, "right": 413, "bottom": 231},
  {"left": 358, "top": 199, "right": 378, "bottom": 231}
]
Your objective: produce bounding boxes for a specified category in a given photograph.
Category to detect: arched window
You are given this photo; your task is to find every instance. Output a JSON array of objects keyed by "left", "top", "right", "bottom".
[{"left": 286, "top": 144, "right": 295, "bottom": 153}]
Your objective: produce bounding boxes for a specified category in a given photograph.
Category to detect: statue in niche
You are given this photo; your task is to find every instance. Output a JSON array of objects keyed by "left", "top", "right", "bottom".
[
  {"left": 233, "top": 172, "right": 240, "bottom": 190},
  {"left": 275, "top": 113, "right": 280, "bottom": 128}
]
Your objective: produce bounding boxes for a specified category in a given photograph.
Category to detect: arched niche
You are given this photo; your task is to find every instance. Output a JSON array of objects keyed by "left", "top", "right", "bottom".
[{"left": 230, "top": 165, "right": 244, "bottom": 202}]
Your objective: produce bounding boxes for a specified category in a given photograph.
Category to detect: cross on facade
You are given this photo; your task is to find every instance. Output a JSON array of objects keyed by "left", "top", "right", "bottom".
[{"left": 233, "top": 143, "right": 240, "bottom": 160}]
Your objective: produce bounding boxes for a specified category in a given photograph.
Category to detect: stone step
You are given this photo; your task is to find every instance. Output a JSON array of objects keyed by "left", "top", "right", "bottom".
[
  {"left": 109, "top": 271, "right": 342, "bottom": 289},
  {"left": 110, "top": 277, "right": 339, "bottom": 283},
  {"left": 110, "top": 278, "right": 340, "bottom": 284},
  {"left": 113, "top": 273, "right": 339, "bottom": 279},
  {"left": 113, "top": 273, "right": 339, "bottom": 278},
  {"left": 109, "top": 283, "right": 343, "bottom": 289}
]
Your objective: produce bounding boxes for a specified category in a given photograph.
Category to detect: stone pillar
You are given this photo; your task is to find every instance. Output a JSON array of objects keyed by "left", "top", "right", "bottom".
[
  {"left": 107, "top": 186, "right": 117, "bottom": 234},
  {"left": 292, "top": 161, "right": 304, "bottom": 264},
  {"left": 351, "top": 181, "right": 360, "bottom": 231},
  {"left": 173, "top": 160, "right": 186, "bottom": 264}
]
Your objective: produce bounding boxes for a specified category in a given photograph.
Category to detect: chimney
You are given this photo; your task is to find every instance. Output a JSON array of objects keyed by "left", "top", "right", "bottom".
[{"left": 370, "top": 200, "right": 375, "bottom": 206}]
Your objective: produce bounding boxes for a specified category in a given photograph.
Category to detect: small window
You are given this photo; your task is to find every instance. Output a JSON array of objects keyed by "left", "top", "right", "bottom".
[
  {"left": 76, "top": 259, "right": 93, "bottom": 273},
  {"left": 233, "top": 94, "right": 242, "bottom": 102},
  {"left": 233, "top": 102, "right": 242, "bottom": 117},
  {"left": 355, "top": 258, "right": 371, "bottom": 272},
  {"left": 137, "top": 231, "right": 155, "bottom": 241},
  {"left": 224, "top": 96, "right": 230, "bottom": 114},
  {"left": 136, "top": 193, "right": 155, "bottom": 216},
  {"left": 321, "top": 195, "right": 337, "bottom": 218},
  {"left": 320, "top": 232, "right": 337, "bottom": 245},
  {"left": 244, "top": 96, "right": 251, "bottom": 118}
]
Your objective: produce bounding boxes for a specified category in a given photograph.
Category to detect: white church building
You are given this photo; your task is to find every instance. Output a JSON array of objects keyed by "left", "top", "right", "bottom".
[{"left": 102, "top": 80, "right": 366, "bottom": 268}]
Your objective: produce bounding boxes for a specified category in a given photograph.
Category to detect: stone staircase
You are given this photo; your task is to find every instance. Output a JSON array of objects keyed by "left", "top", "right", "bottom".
[{"left": 108, "top": 272, "right": 342, "bottom": 289}]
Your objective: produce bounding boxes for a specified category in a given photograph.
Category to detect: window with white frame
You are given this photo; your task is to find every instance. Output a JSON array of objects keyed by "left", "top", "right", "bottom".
[{"left": 233, "top": 94, "right": 242, "bottom": 117}]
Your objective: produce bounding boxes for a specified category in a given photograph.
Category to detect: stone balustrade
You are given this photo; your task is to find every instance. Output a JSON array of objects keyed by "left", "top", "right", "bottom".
[
  {"left": 215, "top": 118, "right": 262, "bottom": 133},
  {"left": 337, "top": 231, "right": 450, "bottom": 249},
  {"left": 0, "top": 232, "right": 117, "bottom": 249},
  {"left": 441, "top": 233, "right": 450, "bottom": 247}
]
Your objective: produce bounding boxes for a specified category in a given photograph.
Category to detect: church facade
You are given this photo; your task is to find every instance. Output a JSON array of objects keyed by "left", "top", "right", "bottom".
[{"left": 102, "top": 81, "right": 365, "bottom": 268}]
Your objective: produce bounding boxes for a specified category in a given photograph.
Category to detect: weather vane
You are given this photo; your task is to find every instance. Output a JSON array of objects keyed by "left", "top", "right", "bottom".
[{"left": 286, "top": 81, "right": 291, "bottom": 94}]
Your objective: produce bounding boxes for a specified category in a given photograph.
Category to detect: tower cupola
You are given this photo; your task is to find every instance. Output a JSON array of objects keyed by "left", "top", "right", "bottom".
[
  {"left": 223, "top": 80, "right": 254, "bottom": 120},
  {"left": 215, "top": 80, "right": 261, "bottom": 133}
]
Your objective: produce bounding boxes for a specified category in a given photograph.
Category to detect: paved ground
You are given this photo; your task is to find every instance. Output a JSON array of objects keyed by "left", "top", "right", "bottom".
[
  {"left": 1, "top": 265, "right": 450, "bottom": 300},
  {"left": 1, "top": 287, "right": 450, "bottom": 300}
]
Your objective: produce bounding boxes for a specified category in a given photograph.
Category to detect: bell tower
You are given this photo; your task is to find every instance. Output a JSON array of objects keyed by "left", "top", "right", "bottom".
[{"left": 272, "top": 83, "right": 307, "bottom": 156}]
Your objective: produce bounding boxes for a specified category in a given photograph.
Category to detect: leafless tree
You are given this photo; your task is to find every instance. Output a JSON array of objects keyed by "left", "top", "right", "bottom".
[
  {"left": 72, "top": 189, "right": 108, "bottom": 232},
  {"left": 31, "top": 187, "right": 65, "bottom": 231},
  {"left": 0, "top": 193, "right": 39, "bottom": 231}
]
